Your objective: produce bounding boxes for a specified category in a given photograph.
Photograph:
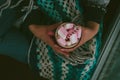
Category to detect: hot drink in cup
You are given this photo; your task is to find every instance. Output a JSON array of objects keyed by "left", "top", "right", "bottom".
[{"left": 55, "top": 23, "right": 82, "bottom": 48}]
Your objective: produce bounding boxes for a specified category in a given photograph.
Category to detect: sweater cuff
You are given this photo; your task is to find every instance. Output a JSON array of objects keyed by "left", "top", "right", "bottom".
[{"left": 84, "top": 5, "right": 106, "bottom": 24}]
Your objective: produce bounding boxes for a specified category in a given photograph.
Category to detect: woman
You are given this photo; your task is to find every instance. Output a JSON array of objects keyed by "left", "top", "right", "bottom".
[{"left": 0, "top": 0, "right": 110, "bottom": 80}]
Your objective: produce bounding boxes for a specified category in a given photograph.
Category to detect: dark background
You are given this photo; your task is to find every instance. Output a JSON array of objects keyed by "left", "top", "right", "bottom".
[{"left": 0, "top": 0, "right": 119, "bottom": 80}]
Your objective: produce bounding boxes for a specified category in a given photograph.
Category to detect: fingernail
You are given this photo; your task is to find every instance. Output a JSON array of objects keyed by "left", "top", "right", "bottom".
[
  {"left": 54, "top": 45, "right": 58, "bottom": 47},
  {"left": 48, "top": 31, "right": 54, "bottom": 36}
]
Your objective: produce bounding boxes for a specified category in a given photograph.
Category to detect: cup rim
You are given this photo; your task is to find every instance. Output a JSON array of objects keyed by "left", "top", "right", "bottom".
[{"left": 55, "top": 22, "right": 81, "bottom": 48}]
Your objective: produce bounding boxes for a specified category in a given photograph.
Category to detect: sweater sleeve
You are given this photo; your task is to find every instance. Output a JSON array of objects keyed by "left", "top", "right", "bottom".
[{"left": 82, "top": 0, "right": 110, "bottom": 24}]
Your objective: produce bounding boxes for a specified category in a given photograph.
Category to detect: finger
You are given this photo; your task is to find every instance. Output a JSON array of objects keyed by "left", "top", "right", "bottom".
[
  {"left": 54, "top": 45, "right": 69, "bottom": 54},
  {"left": 60, "top": 42, "right": 80, "bottom": 52},
  {"left": 48, "top": 22, "right": 62, "bottom": 31},
  {"left": 60, "top": 48, "right": 75, "bottom": 52},
  {"left": 39, "top": 33, "right": 68, "bottom": 56},
  {"left": 47, "top": 31, "right": 54, "bottom": 36},
  {"left": 39, "top": 33, "right": 55, "bottom": 48},
  {"left": 79, "top": 39, "right": 85, "bottom": 46},
  {"left": 78, "top": 28, "right": 88, "bottom": 46},
  {"left": 54, "top": 45, "right": 69, "bottom": 56}
]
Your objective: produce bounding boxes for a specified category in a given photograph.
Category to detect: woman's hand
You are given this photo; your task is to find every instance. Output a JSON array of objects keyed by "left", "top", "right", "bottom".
[
  {"left": 60, "top": 21, "right": 99, "bottom": 53},
  {"left": 29, "top": 23, "right": 69, "bottom": 56},
  {"left": 29, "top": 21, "right": 99, "bottom": 56}
]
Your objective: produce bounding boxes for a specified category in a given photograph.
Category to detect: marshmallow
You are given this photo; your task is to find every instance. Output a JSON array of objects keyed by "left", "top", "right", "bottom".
[
  {"left": 66, "top": 41, "right": 72, "bottom": 46},
  {"left": 68, "top": 29, "right": 74, "bottom": 35},
  {"left": 77, "top": 27, "right": 82, "bottom": 39},
  {"left": 70, "top": 33, "right": 78, "bottom": 44},
  {"left": 56, "top": 23, "right": 81, "bottom": 48},
  {"left": 57, "top": 37, "right": 67, "bottom": 46},
  {"left": 58, "top": 27, "right": 68, "bottom": 39},
  {"left": 65, "top": 23, "right": 74, "bottom": 29}
]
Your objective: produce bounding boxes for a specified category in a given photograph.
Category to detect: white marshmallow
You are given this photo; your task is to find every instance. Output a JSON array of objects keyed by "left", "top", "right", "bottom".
[
  {"left": 58, "top": 27, "right": 68, "bottom": 39},
  {"left": 70, "top": 33, "right": 78, "bottom": 44},
  {"left": 65, "top": 23, "right": 74, "bottom": 29},
  {"left": 66, "top": 41, "right": 72, "bottom": 46}
]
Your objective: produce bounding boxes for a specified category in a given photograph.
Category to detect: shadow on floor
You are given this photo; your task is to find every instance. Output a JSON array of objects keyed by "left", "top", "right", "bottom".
[{"left": 0, "top": 55, "right": 46, "bottom": 80}]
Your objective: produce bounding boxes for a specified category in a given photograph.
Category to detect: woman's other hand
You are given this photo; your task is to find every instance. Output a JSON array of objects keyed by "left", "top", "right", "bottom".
[
  {"left": 60, "top": 21, "right": 99, "bottom": 53},
  {"left": 29, "top": 23, "right": 69, "bottom": 56}
]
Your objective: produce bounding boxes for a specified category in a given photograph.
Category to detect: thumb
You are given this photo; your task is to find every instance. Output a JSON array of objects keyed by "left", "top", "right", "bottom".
[{"left": 48, "top": 22, "right": 62, "bottom": 31}]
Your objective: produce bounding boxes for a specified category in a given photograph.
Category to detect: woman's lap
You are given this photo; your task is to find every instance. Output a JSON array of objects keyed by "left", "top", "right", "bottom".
[
  {"left": 34, "top": 37, "right": 99, "bottom": 80},
  {"left": 0, "top": 28, "right": 30, "bottom": 64},
  {"left": 0, "top": 5, "right": 30, "bottom": 64}
]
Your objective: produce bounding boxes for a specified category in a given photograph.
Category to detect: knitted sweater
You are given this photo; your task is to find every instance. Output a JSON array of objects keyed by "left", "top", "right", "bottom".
[
  {"left": 26, "top": 0, "right": 110, "bottom": 80},
  {"left": 0, "top": 0, "right": 110, "bottom": 80},
  {"left": 0, "top": 0, "right": 110, "bottom": 24}
]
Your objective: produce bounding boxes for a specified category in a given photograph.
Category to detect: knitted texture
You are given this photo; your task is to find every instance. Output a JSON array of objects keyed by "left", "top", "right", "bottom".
[
  {"left": 37, "top": 0, "right": 83, "bottom": 24},
  {"left": 36, "top": 38, "right": 97, "bottom": 80},
  {"left": 34, "top": 0, "right": 101, "bottom": 80}
]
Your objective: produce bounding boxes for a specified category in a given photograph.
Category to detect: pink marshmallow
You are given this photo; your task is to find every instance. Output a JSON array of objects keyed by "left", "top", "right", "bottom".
[
  {"left": 77, "top": 27, "right": 82, "bottom": 39},
  {"left": 57, "top": 37, "right": 67, "bottom": 46},
  {"left": 58, "top": 27, "right": 68, "bottom": 39},
  {"left": 70, "top": 33, "right": 78, "bottom": 44},
  {"left": 68, "top": 29, "right": 74, "bottom": 35}
]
